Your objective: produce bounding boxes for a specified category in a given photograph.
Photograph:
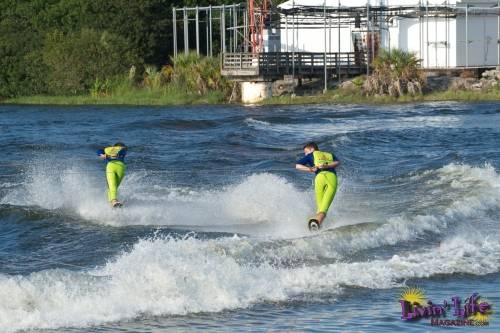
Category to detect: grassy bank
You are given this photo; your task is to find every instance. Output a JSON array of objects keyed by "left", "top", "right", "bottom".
[
  {"left": 3, "top": 88, "right": 226, "bottom": 106},
  {"left": 3, "top": 51, "right": 500, "bottom": 107},
  {"left": 264, "top": 87, "right": 500, "bottom": 106},
  {"left": 4, "top": 51, "right": 500, "bottom": 107},
  {"left": 3, "top": 86, "right": 500, "bottom": 107}
]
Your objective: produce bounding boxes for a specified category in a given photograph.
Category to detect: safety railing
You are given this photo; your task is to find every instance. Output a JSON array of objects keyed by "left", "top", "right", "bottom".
[{"left": 222, "top": 52, "right": 366, "bottom": 77}]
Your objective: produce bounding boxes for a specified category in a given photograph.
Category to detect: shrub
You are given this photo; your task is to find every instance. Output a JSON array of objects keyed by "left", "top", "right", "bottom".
[
  {"left": 363, "top": 49, "right": 425, "bottom": 97},
  {"left": 171, "top": 53, "right": 231, "bottom": 96},
  {"left": 90, "top": 78, "right": 111, "bottom": 97},
  {"left": 351, "top": 76, "right": 365, "bottom": 87}
]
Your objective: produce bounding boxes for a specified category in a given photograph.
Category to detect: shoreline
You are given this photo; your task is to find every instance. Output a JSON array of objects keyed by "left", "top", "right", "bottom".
[
  {"left": 264, "top": 88, "right": 500, "bottom": 106},
  {"left": 2, "top": 88, "right": 500, "bottom": 107}
]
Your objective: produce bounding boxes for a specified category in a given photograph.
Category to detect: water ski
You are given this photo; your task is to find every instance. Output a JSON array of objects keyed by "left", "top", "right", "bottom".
[
  {"left": 112, "top": 201, "right": 123, "bottom": 208},
  {"left": 308, "top": 218, "right": 320, "bottom": 232}
]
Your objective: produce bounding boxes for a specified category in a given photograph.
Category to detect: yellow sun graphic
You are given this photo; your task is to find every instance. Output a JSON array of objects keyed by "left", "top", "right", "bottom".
[
  {"left": 400, "top": 286, "right": 427, "bottom": 306},
  {"left": 468, "top": 297, "right": 494, "bottom": 323}
]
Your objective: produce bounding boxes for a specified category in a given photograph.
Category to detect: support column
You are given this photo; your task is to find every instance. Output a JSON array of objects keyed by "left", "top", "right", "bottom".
[
  {"left": 446, "top": 0, "right": 449, "bottom": 68},
  {"left": 229, "top": 6, "right": 232, "bottom": 53},
  {"left": 371, "top": 8, "right": 375, "bottom": 65},
  {"left": 183, "top": 8, "right": 189, "bottom": 55},
  {"left": 418, "top": 1, "right": 421, "bottom": 63},
  {"left": 367, "top": 2, "right": 370, "bottom": 75},
  {"left": 295, "top": 4, "right": 299, "bottom": 53},
  {"left": 234, "top": 6, "right": 238, "bottom": 52},
  {"left": 338, "top": 2, "right": 341, "bottom": 84},
  {"left": 173, "top": 8, "right": 177, "bottom": 58},
  {"left": 426, "top": 1, "right": 429, "bottom": 68},
  {"left": 196, "top": 7, "right": 200, "bottom": 55},
  {"left": 206, "top": 9, "right": 209, "bottom": 55},
  {"left": 329, "top": 16, "right": 332, "bottom": 54},
  {"left": 292, "top": 0, "right": 296, "bottom": 92},
  {"left": 285, "top": 15, "right": 288, "bottom": 52},
  {"left": 244, "top": 8, "right": 248, "bottom": 52},
  {"left": 221, "top": 6, "right": 226, "bottom": 53},
  {"left": 323, "top": 0, "right": 327, "bottom": 93},
  {"left": 466, "top": 4, "right": 469, "bottom": 67},
  {"left": 209, "top": 6, "right": 213, "bottom": 57},
  {"left": 435, "top": 10, "right": 438, "bottom": 67},
  {"left": 240, "top": 82, "right": 272, "bottom": 103}
]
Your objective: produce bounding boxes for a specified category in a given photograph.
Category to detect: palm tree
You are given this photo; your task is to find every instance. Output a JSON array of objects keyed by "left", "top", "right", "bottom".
[{"left": 363, "top": 49, "right": 425, "bottom": 97}]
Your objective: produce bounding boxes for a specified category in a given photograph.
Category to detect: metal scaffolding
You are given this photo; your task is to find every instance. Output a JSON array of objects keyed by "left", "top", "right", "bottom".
[
  {"left": 277, "top": 2, "right": 500, "bottom": 69},
  {"left": 172, "top": 4, "right": 247, "bottom": 57},
  {"left": 173, "top": 2, "right": 500, "bottom": 70}
]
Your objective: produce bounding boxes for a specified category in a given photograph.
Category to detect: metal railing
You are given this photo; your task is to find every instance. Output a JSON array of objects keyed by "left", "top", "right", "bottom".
[
  {"left": 222, "top": 53, "right": 260, "bottom": 69},
  {"left": 222, "top": 52, "right": 365, "bottom": 77}
]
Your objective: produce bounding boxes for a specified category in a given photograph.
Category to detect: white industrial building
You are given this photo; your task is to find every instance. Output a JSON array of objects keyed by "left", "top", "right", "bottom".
[{"left": 276, "top": 0, "right": 500, "bottom": 68}]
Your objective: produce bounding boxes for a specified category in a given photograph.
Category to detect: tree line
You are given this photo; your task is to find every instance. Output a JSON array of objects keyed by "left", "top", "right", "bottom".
[{"left": 0, "top": 0, "right": 241, "bottom": 98}]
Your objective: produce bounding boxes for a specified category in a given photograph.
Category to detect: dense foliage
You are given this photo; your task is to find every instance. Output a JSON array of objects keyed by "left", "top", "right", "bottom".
[
  {"left": 0, "top": 0, "right": 238, "bottom": 98},
  {"left": 42, "top": 29, "right": 139, "bottom": 94}
]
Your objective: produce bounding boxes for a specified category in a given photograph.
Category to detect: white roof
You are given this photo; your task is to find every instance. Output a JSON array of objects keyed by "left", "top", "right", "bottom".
[{"left": 278, "top": 0, "right": 498, "bottom": 9}]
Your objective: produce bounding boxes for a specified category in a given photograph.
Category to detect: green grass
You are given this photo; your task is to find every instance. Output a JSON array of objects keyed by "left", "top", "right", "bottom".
[
  {"left": 3, "top": 86, "right": 500, "bottom": 107},
  {"left": 263, "top": 87, "right": 500, "bottom": 106},
  {"left": 3, "top": 86, "right": 227, "bottom": 106},
  {"left": 422, "top": 88, "right": 500, "bottom": 102}
]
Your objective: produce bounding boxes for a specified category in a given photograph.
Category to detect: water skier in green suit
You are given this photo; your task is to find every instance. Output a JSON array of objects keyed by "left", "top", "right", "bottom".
[
  {"left": 97, "top": 142, "right": 127, "bottom": 207},
  {"left": 295, "top": 142, "right": 340, "bottom": 231}
]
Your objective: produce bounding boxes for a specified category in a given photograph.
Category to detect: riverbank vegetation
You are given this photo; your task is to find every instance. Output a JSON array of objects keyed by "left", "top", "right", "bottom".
[
  {"left": 7, "top": 81, "right": 499, "bottom": 106},
  {"left": 0, "top": 0, "right": 239, "bottom": 100},
  {"left": 362, "top": 49, "right": 425, "bottom": 97},
  {"left": 4, "top": 53, "right": 231, "bottom": 105},
  {"left": 263, "top": 87, "right": 500, "bottom": 106},
  {"left": 265, "top": 50, "right": 500, "bottom": 105},
  {"left": 3, "top": 47, "right": 499, "bottom": 105},
  {"left": 1, "top": 0, "right": 499, "bottom": 106}
]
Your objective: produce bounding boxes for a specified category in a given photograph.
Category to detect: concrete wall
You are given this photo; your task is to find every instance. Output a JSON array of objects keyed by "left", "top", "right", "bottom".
[{"left": 240, "top": 82, "right": 272, "bottom": 104}]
